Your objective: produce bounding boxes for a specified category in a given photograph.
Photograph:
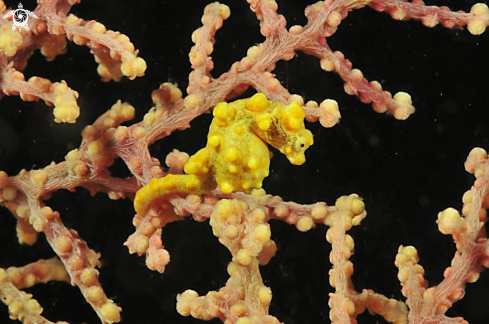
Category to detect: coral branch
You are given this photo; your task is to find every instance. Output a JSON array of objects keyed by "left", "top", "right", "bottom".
[
  {"left": 1, "top": 65, "right": 80, "bottom": 123},
  {"left": 1, "top": 0, "right": 489, "bottom": 323},
  {"left": 0, "top": 258, "right": 69, "bottom": 323}
]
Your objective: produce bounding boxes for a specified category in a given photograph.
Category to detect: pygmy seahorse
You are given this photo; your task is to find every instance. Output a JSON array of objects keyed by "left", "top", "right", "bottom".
[{"left": 134, "top": 93, "right": 314, "bottom": 216}]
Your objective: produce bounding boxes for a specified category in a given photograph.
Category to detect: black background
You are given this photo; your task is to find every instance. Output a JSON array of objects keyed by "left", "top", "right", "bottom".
[{"left": 1, "top": 0, "right": 489, "bottom": 323}]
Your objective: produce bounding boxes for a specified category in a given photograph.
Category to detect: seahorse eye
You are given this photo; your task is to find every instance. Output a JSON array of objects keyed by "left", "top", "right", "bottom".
[{"left": 294, "top": 141, "right": 306, "bottom": 151}]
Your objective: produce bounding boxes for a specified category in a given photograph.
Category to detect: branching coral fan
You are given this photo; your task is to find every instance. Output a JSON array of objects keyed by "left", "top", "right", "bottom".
[{"left": 1, "top": 0, "right": 489, "bottom": 323}]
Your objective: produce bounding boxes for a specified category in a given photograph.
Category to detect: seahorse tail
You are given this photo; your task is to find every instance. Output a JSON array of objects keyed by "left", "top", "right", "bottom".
[{"left": 134, "top": 173, "right": 212, "bottom": 216}]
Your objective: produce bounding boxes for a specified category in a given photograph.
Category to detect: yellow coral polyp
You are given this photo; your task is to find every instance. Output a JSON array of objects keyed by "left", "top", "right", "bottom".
[
  {"left": 52, "top": 82, "right": 80, "bottom": 123},
  {"left": 121, "top": 56, "right": 147, "bottom": 80},
  {"left": 0, "top": 24, "right": 23, "bottom": 57},
  {"left": 134, "top": 93, "right": 314, "bottom": 216}
]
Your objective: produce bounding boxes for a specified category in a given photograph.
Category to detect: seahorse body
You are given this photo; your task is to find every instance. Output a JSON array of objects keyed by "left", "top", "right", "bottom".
[{"left": 134, "top": 93, "right": 313, "bottom": 216}]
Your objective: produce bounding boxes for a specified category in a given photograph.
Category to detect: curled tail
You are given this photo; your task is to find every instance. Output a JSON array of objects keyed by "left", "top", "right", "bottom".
[{"left": 134, "top": 173, "right": 215, "bottom": 216}]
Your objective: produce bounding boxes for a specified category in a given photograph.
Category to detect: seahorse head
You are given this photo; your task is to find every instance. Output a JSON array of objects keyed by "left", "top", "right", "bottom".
[
  {"left": 245, "top": 93, "right": 314, "bottom": 165},
  {"left": 279, "top": 127, "right": 314, "bottom": 165}
]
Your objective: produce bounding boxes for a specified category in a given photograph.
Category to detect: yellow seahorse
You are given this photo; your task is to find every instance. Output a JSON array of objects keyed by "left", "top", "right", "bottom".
[{"left": 134, "top": 93, "right": 314, "bottom": 216}]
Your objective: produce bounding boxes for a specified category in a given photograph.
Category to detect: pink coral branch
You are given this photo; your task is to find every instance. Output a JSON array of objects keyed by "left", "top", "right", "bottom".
[
  {"left": 0, "top": 258, "right": 70, "bottom": 324},
  {"left": 394, "top": 148, "right": 489, "bottom": 324},
  {"left": 0, "top": 63, "right": 80, "bottom": 123},
  {"left": 369, "top": 0, "right": 488, "bottom": 33},
  {"left": 0, "top": 0, "right": 146, "bottom": 125},
  {"left": 2, "top": 0, "right": 489, "bottom": 323}
]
